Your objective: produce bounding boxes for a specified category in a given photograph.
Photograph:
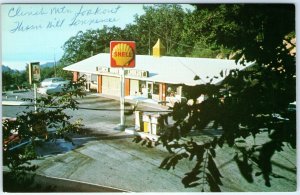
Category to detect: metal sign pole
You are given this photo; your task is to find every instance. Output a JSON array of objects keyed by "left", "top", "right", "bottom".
[
  {"left": 34, "top": 83, "right": 37, "bottom": 112},
  {"left": 28, "top": 62, "right": 40, "bottom": 113},
  {"left": 110, "top": 41, "right": 135, "bottom": 130},
  {"left": 120, "top": 68, "right": 125, "bottom": 128}
]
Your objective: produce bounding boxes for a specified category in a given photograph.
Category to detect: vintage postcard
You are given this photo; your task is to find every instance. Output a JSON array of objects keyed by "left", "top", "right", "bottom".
[{"left": 1, "top": 2, "right": 297, "bottom": 193}]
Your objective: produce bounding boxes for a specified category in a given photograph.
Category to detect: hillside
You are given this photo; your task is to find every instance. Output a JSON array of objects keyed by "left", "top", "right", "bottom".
[
  {"left": 2, "top": 65, "right": 14, "bottom": 72},
  {"left": 1, "top": 62, "right": 55, "bottom": 73}
]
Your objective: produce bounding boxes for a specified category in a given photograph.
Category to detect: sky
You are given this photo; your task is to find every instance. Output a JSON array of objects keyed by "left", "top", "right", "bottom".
[
  {"left": 1, "top": 3, "right": 195, "bottom": 71},
  {"left": 1, "top": 4, "right": 148, "bottom": 70}
]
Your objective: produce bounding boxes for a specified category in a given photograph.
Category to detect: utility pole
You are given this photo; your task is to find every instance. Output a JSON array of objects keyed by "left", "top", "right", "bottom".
[
  {"left": 148, "top": 30, "right": 151, "bottom": 55},
  {"left": 53, "top": 48, "right": 57, "bottom": 77}
]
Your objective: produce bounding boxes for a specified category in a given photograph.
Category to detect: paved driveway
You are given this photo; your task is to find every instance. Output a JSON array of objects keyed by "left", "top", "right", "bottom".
[
  {"left": 29, "top": 129, "right": 297, "bottom": 192},
  {"left": 2, "top": 91, "right": 297, "bottom": 192}
]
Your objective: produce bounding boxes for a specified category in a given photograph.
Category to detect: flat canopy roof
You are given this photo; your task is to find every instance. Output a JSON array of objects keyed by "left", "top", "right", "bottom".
[{"left": 63, "top": 53, "right": 254, "bottom": 86}]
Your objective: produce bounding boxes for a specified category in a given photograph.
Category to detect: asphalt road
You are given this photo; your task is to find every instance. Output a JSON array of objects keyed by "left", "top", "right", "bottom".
[
  {"left": 2, "top": 91, "right": 167, "bottom": 129},
  {"left": 2, "top": 92, "right": 166, "bottom": 157},
  {"left": 2, "top": 91, "right": 297, "bottom": 192}
]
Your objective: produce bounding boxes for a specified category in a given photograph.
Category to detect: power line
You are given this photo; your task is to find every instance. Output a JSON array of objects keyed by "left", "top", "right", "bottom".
[
  {"left": 177, "top": 58, "right": 206, "bottom": 83},
  {"left": 150, "top": 30, "right": 222, "bottom": 52},
  {"left": 2, "top": 104, "right": 172, "bottom": 113}
]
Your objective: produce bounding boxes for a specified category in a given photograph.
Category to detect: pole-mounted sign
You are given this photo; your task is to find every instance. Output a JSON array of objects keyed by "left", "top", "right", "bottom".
[
  {"left": 110, "top": 41, "right": 136, "bottom": 129},
  {"left": 28, "top": 62, "right": 41, "bottom": 85},
  {"left": 28, "top": 62, "right": 41, "bottom": 112},
  {"left": 110, "top": 41, "right": 135, "bottom": 68}
]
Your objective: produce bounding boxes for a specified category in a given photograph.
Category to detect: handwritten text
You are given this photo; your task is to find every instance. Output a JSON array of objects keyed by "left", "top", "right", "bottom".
[{"left": 7, "top": 5, "right": 122, "bottom": 33}]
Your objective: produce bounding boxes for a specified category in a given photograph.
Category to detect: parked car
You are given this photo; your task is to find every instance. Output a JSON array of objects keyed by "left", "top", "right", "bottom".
[
  {"left": 40, "top": 77, "right": 69, "bottom": 87},
  {"left": 2, "top": 117, "right": 31, "bottom": 152},
  {"left": 38, "top": 83, "right": 71, "bottom": 95}
]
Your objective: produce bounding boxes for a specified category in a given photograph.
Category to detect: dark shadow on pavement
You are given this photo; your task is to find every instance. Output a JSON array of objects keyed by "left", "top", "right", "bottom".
[
  {"left": 3, "top": 171, "right": 127, "bottom": 192},
  {"left": 35, "top": 128, "right": 135, "bottom": 157}
]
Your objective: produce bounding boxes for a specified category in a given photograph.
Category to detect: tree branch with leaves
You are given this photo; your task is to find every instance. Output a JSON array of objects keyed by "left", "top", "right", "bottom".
[
  {"left": 134, "top": 4, "right": 296, "bottom": 192},
  {"left": 2, "top": 77, "right": 86, "bottom": 187}
]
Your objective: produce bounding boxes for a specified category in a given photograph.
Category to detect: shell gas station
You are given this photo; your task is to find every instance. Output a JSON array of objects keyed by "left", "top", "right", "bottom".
[
  {"left": 63, "top": 39, "right": 254, "bottom": 136},
  {"left": 64, "top": 39, "right": 253, "bottom": 106}
]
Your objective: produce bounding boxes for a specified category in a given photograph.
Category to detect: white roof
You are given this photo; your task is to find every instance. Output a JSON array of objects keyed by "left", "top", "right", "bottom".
[{"left": 63, "top": 53, "right": 254, "bottom": 86}]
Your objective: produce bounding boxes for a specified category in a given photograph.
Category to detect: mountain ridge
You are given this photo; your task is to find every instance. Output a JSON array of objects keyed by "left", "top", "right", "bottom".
[{"left": 2, "top": 62, "right": 55, "bottom": 72}]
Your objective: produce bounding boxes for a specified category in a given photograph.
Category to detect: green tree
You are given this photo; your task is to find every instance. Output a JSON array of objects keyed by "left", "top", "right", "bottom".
[
  {"left": 2, "top": 77, "right": 86, "bottom": 190},
  {"left": 55, "top": 63, "right": 73, "bottom": 80},
  {"left": 60, "top": 30, "right": 96, "bottom": 64},
  {"left": 60, "top": 4, "right": 190, "bottom": 63},
  {"left": 135, "top": 4, "right": 296, "bottom": 192},
  {"left": 2, "top": 69, "right": 28, "bottom": 91},
  {"left": 40, "top": 66, "right": 55, "bottom": 80},
  {"left": 134, "top": 4, "right": 186, "bottom": 55},
  {"left": 39, "top": 62, "right": 73, "bottom": 81},
  {"left": 181, "top": 5, "right": 235, "bottom": 58},
  {"left": 60, "top": 26, "right": 129, "bottom": 65},
  {"left": 2, "top": 71, "right": 13, "bottom": 91}
]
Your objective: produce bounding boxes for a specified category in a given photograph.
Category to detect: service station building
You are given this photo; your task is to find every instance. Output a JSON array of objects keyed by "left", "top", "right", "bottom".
[{"left": 63, "top": 40, "right": 253, "bottom": 106}]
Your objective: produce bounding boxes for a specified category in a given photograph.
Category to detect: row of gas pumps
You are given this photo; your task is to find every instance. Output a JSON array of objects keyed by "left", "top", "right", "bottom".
[{"left": 134, "top": 111, "right": 167, "bottom": 135}]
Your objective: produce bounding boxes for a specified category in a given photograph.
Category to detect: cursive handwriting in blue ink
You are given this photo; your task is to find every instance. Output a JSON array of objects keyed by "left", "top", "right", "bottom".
[
  {"left": 72, "top": 5, "right": 121, "bottom": 18},
  {"left": 46, "top": 18, "right": 65, "bottom": 29},
  {"left": 7, "top": 5, "right": 122, "bottom": 33},
  {"left": 8, "top": 6, "right": 48, "bottom": 17},
  {"left": 10, "top": 21, "right": 43, "bottom": 33},
  {"left": 50, "top": 6, "right": 72, "bottom": 15},
  {"left": 69, "top": 17, "right": 119, "bottom": 27},
  {"left": 69, "top": 5, "right": 121, "bottom": 26}
]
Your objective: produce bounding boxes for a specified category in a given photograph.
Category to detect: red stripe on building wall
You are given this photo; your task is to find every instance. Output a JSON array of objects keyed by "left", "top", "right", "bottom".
[
  {"left": 125, "top": 78, "right": 130, "bottom": 96},
  {"left": 159, "top": 83, "right": 166, "bottom": 102},
  {"left": 73, "top": 72, "right": 79, "bottom": 82},
  {"left": 98, "top": 75, "right": 102, "bottom": 94}
]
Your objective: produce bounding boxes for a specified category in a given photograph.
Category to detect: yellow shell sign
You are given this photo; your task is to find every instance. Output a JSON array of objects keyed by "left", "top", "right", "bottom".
[{"left": 110, "top": 41, "right": 135, "bottom": 68}]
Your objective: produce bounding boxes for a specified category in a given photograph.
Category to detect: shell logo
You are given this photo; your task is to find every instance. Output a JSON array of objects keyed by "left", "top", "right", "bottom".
[{"left": 110, "top": 41, "right": 135, "bottom": 68}]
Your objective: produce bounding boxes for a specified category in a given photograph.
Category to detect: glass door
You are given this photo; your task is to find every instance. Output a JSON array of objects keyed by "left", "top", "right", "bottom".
[{"left": 146, "top": 82, "right": 153, "bottom": 99}]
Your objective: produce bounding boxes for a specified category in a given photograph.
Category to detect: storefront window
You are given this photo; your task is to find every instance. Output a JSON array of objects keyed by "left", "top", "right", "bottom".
[
  {"left": 153, "top": 83, "right": 159, "bottom": 95},
  {"left": 91, "top": 74, "right": 97, "bottom": 84},
  {"left": 166, "top": 85, "right": 177, "bottom": 96},
  {"left": 166, "top": 84, "right": 183, "bottom": 98},
  {"left": 139, "top": 81, "right": 147, "bottom": 97},
  {"left": 79, "top": 72, "right": 86, "bottom": 78},
  {"left": 139, "top": 81, "right": 146, "bottom": 92}
]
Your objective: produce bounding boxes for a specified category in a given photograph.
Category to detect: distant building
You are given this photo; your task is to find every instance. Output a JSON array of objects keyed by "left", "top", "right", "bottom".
[{"left": 63, "top": 39, "right": 254, "bottom": 106}]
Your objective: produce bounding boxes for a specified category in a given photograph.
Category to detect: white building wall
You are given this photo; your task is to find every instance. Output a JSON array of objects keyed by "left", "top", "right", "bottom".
[
  {"left": 102, "top": 76, "right": 121, "bottom": 96},
  {"left": 130, "top": 79, "right": 139, "bottom": 96}
]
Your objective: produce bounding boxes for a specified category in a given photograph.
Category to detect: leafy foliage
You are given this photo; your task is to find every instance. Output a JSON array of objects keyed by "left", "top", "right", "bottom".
[
  {"left": 2, "top": 77, "right": 86, "bottom": 185},
  {"left": 2, "top": 62, "right": 73, "bottom": 91},
  {"left": 133, "top": 4, "right": 186, "bottom": 55},
  {"left": 60, "top": 4, "right": 230, "bottom": 64},
  {"left": 39, "top": 63, "right": 73, "bottom": 81},
  {"left": 60, "top": 26, "right": 128, "bottom": 65},
  {"left": 2, "top": 69, "right": 29, "bottom": 91},
  {"left": 134, "top": 4, "right": 295, "bottom": 192}
]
